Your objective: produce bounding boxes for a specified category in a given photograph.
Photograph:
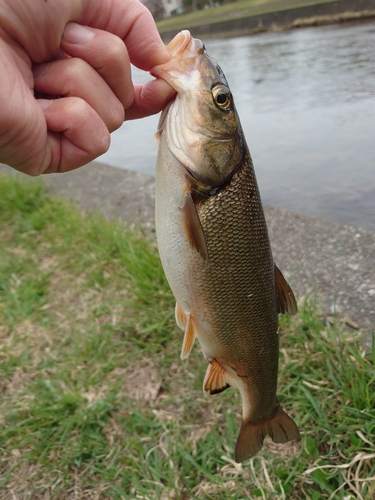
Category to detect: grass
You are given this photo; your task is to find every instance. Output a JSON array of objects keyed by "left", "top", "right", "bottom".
[
  {"left": 156, "top": 0, "right": 336, "bottom": 32},
  {"left": 0, "top": 172, "right": 374, "bottom": 499}
]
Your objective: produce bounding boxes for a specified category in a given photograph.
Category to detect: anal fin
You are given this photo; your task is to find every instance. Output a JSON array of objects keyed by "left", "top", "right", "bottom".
[
  {"left": 181, "top": 191, "right": 209, "bottom": 260},
  {"left": 234, "top": 404, "right": 300, "bottom": 463},
  {"left": 203, "top": 360, "right": 234, "bottom": 395},
  {"left": 274, "top": 264, "right": 298, "bottom": 315},
  {"left": 180, "top": 312, "right": 196, "bottom": 360}
]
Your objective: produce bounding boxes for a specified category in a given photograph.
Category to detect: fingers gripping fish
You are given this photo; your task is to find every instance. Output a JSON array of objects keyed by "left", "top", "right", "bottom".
[{"left": 151, "top": 31, "right": 300, "bottom": 463}]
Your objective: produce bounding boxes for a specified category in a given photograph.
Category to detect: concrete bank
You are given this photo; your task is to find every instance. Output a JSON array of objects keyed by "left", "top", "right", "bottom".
[
  {"left": 159, "top": 0, "right": 375, "bottom": 41},
  {"left": 1, "top": 162, "right": 374, "bottom": 338}
]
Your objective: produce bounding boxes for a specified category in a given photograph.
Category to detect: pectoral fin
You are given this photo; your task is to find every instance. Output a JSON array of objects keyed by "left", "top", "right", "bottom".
[
  {"left": 203, "top": 360, "right": 235, "bottom": 395},
  {"left": 274, "top": 264, "right": 298, "bottom": 315},
  {"left": 181, "top": 191, "right": 209, "bottom": 260},
  {"left": 179, "top": 309, "right": 196, "bottom": 360}
]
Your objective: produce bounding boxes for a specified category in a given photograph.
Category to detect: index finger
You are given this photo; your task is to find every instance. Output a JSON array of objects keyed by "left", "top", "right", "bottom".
[{"left": 82, "top": 0, "right": 171, "bottom": 71}]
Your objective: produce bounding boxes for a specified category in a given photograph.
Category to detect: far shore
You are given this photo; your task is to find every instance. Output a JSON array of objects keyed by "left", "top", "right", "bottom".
[{"left": 157, "top": 0, "right": 375, "bottom": 41}]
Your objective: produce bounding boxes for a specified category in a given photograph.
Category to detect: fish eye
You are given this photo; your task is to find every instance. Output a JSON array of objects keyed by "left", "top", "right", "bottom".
[{"left": 212, "top": 86, "right": 232, "bottom": 110}]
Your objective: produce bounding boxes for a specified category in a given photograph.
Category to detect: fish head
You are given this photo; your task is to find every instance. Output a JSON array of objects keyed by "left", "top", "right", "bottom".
[{"left": 152, "top": 31, "right": 242, "bottom": 190}]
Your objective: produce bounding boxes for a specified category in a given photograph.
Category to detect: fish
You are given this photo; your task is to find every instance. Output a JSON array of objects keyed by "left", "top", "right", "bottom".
[{"left": 151, "top": 30, "right": 300, "bottom": 463}]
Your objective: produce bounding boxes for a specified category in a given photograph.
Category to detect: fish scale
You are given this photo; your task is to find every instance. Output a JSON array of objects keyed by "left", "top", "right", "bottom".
[
  {"left": 198, "top": 158, "right": 277, "bottom": 359},
  {"left": 152, "top": 30, "right": 299, "bottom": 462}
]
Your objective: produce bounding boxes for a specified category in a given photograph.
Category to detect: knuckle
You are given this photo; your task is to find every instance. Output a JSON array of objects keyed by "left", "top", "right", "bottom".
[
  {"left": 122, "top": 84, "right": 135, "bottom": 110},
  {"left": 95, "top": 132, "right": 111, "bottom": 156},
  {"left": 66, "top": 96, "right": 88, "bottom": 117},
  {"left": 101, "top": 36, "right": 127, "bottom": 66},
  {"left": 108, "top": 101, "right": 125, "bottom": 132},
  {"left": 62, "top": 57, "right": 83, "bottom": 80}
]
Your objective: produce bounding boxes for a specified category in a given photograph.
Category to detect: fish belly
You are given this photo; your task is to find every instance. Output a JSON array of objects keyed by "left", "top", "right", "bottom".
[{"left": 155, "top": 138, "right": 219, "bottom": 355}]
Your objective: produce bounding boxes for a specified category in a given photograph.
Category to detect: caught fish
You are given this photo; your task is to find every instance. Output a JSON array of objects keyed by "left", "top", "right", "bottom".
[{"left": 151, "top": 30, "right": 300, "bottom": 462}]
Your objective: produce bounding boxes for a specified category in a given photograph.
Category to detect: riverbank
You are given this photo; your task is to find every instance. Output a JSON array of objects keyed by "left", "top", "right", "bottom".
[
  {"left": 1, "top": 171, "right": 374, "bottom": 498},
  {"left": 157, "top": 0, "right": 375, "bottom": 41},
  {"left": 1, "top": 162, "right": 374, "bottom": 338}
]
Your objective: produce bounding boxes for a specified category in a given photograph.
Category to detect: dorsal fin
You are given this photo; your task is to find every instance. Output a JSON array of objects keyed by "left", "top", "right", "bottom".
[
  {"left": 274, "top": 264, "right": 297, "bottom": 315},
  {"left": 203, "top": 360, "right": 234, "bottom": 395},
  {"left": 181, "top": 191, "right": 209, "bottom": 260}
]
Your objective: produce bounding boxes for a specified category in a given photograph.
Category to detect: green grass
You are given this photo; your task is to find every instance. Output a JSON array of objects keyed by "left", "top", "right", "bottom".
[
  {"left": 0, "top": 173, "right": 374, "bottom": 499},
  {"left": 156, "top": 0, "right": 336, "bottom": 32}
]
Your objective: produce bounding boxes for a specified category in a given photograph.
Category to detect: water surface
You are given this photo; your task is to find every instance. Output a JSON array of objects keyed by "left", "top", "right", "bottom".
[{"left": 101, "top": 21, "right": 375, "bottom": 231}]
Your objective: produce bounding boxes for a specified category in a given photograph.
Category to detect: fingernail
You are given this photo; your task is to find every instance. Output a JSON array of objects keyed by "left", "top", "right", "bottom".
[
  {"left": 37, "top": 99, "right": 52, "bottom": 110},
  {"left": 63, "top": 22, "right": 94, "bottom": 45},
  {"left": 32, "top": 62, "right": 50, "bottom": 78}
]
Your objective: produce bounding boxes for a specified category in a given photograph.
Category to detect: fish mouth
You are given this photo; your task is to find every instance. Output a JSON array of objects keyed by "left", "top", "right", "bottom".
[
  {"left": 150, "top": 31, "right": 199, "bottom": 87},
  {"left": 167, "top": 30, "right": 191, "bottom": 56}
]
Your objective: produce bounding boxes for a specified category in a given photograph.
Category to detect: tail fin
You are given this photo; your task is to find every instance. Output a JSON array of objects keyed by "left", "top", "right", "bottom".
[{"left": 234, "top": 405, "right": 300, "bottom": 463}]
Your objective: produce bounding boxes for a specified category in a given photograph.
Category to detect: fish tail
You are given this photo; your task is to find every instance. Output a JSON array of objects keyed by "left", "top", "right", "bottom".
[{"left": 234, "top": 405, "right": 300, "bottom": 463}]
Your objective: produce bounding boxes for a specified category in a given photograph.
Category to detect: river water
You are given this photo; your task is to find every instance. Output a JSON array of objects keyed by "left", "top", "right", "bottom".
[{"left": 100, "top": 20, "right": 375, "bottom": 232}]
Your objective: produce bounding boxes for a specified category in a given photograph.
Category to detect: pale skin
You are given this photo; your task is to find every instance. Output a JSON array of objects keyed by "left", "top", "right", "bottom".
[{"left": 0, "top": 0, "right": 175, "bottom": 175}]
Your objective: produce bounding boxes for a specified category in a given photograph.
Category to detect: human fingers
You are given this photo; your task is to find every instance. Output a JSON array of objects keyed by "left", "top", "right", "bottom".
[
  {"left": 37, "top": 97, "right": 110, "bottom": 174},
  {"left": 83, "top": 0, "right": 172, "bottom": 71},
  {"left": 33, "top": 56, "right": 124, "bottom": 133},
  {"left": 60, "top": 22, "right": 175, "bottom": 120},
  {"left": 2, "top": 0, "right": 171, "bottom": 71},
  {"left": 60, "top": 23, "right": 134, "bottom": 111},
  {"left": 125, "top": 80, "right": 176, "bottom": 121}
]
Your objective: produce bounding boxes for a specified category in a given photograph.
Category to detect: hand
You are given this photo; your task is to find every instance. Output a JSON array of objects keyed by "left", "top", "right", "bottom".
[{"left": 0, "top": 0, "right": 175, "bottom": 175}]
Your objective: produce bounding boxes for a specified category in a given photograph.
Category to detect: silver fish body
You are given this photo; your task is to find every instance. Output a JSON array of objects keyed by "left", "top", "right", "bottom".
[{"left": 152, "top": 31, "right": 299, "bottom": 462}]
